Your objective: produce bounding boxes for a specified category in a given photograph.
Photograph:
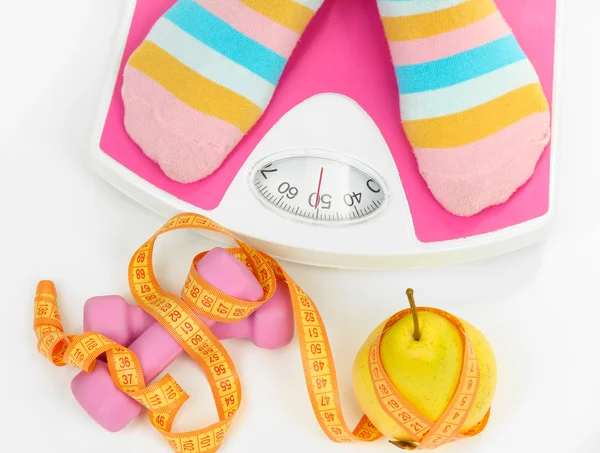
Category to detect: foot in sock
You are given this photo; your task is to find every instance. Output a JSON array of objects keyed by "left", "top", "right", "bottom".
[
  {"left": 122, "top": 0, "right": 324, "bottom": 183},
  {"left": 378, "top": 0, "right": 551, "bottom": 216}
]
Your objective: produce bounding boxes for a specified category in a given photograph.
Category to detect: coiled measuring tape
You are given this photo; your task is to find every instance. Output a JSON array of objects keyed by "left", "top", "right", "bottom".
[{"left": 33, "top": 212, "right": 489, "bottom": 451}]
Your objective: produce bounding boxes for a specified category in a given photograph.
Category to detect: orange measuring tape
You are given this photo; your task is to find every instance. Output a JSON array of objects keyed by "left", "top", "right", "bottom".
[{"left": 34, "top": 212, "right": 488, "bottom": 451}]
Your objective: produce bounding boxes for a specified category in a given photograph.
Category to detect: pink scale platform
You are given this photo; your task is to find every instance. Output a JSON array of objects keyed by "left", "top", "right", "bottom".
[{"left": 90, "top": 0, "right": 563, "bottom": 269}]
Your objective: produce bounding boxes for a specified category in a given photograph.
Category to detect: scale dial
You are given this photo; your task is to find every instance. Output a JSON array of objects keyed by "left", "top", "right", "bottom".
[{"left": 250, "top": 151, "right": 389, "bottom": 225}]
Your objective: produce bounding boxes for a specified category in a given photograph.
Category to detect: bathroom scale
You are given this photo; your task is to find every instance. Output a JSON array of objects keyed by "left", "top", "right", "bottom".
[{"left": 90, "top": 0, "right": 564, "bottom": 270}]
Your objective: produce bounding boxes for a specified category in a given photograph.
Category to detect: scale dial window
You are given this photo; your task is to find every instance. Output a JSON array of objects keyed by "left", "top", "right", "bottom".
[{"left": 249, "top": 151, "right": 389, "bottom": 225}]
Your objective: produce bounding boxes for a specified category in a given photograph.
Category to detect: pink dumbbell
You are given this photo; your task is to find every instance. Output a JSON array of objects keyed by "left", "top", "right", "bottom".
[
  {"left": 71, "top": 247, "right": 294, "bottom": 432},
  {"left": 82, "top": 249, "right": 293, "bottom": 350},
  {"left": 83, "top": 295, "right": 155, "bottom": 347}
]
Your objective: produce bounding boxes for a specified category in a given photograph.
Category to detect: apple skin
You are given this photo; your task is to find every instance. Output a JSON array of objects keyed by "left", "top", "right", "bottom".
[{"left": 352, "top": 311, "right": 497, "bottom": 443}]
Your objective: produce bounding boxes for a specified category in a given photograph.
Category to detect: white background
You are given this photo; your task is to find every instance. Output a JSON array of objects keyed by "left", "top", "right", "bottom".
[{"left": 1, "top": 1, "right": 598, "bottom": 452}]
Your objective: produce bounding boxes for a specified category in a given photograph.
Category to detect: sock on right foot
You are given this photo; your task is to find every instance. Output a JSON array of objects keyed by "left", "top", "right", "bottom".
[{"left": 378, "top": 0, "right": 551, "bottom": 216}]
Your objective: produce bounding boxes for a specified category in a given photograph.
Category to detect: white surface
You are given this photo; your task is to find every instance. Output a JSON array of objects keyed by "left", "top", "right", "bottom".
[
  {"left": 89, "top": 0, "right": 561, "bottom": 270},
  {"left": 0, "top": 1, "right": 598, "bottom": 453}
]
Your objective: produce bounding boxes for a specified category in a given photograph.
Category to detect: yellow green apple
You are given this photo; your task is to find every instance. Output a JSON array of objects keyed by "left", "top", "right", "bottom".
[{"left": 352, "top": 290, "right": 497, "bottom": 446}]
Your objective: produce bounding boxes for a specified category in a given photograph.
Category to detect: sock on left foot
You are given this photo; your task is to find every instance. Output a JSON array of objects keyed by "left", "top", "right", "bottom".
[
  {"left": 122, "top": 0, "right": 325, "bottom": 183},
  {"left": 378, "top": 0, "right": 551, "bottom": 216}
]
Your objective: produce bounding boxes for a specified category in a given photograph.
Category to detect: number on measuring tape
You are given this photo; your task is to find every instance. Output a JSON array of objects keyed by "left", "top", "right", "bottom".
[{"left": 34, "top": 212, "right": 489, "bottom": 453}]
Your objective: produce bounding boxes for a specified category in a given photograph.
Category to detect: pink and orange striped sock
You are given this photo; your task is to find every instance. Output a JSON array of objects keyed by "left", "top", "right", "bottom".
[
  {"left": 122, "top": 0, "right": 324, "bottom": 183},
  {"left": 378, "top": 0, "right": 551, "bottom": 216}
]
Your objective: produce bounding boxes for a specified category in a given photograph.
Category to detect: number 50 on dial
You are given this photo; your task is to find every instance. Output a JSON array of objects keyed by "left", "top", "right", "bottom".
[{"left": 250, "top": 151, "right": 390, "bottom": 225}]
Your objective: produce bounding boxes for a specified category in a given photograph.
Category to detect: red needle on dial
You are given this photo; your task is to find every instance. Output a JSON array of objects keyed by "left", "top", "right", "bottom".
[{"left": 315, "top": 167, "right": 324, "bottom": 209}]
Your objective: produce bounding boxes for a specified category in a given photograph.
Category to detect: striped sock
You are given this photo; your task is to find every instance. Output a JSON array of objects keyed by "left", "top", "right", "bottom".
[
  {"left": 122, "top": 0, "right": 324, "bottom": 183},
  {"left": 378, "top": 0, "right": 551, "bottom": 217}
]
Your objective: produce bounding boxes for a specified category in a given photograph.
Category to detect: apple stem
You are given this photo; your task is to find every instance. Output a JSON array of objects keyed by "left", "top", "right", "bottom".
[{"left": 406, "top": 289, "right": 420, "bottom": 341}]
